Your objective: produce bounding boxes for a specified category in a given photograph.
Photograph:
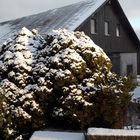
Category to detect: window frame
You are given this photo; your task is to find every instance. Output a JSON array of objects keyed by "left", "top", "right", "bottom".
[
  {"left": 116, "top": 24, "right": 121, "bottom": 37},
  {"left": 91, "top": 19, "right": 97, "bottom": 34},
  {"left": 104, "top": 21, "right": 110, "bottom": 36}
]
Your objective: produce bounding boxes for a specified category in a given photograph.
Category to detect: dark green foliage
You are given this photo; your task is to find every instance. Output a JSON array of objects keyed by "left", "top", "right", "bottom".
[{"left": 0, "top": 28, "right": 135, "bottom": 139}]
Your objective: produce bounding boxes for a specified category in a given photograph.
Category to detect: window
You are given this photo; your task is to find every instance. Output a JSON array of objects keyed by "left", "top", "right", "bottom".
[
  {"left": 116, "top": 24, "right": 120, "bottom": 37},
  {"left": 104, "top": 21, "right": 110, "bottom": 35},
  {"left": 91, "top": 19, "right": 97, "bottom": 34},
  {"left": 127, "top": 64, "right": 133, "bottom": 76}
]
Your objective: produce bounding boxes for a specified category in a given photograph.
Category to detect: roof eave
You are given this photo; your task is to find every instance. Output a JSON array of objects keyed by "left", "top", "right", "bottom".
[{"left": 74, "top": 0, "right": 109, "bottom": 31}]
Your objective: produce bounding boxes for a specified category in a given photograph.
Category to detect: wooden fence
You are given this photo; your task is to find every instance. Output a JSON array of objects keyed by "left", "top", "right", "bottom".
[
  {"left": 86, "top": 128, "right": 140, "bottom": 140},
  {"left": 87, "top": 135, "right": 140, "bottom": 140}
]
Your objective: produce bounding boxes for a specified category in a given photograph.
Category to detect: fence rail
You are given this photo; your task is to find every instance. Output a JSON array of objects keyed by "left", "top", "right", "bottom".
[
  {"left": 87, "top": 135, "right": 140, "bottom": 140},
  {"left": 87, "top": 128, "right": 140, "bottom": 140}
]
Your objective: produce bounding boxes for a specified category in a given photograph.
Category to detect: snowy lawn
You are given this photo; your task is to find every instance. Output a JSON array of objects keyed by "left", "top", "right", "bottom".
[
  {"left": 132, "top": 86, "right": 140, "bottom": 100},
  {"left": 131, "top": 76, "right": 140, "bottom": 100},
  {"left": 30, "top": 131, "right": 85, "bottom": 140}
]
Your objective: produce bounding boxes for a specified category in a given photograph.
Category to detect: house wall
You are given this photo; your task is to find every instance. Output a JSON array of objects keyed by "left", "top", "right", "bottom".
[
  {"left": 138, "top": 51, "right": 140, "bottom": 75},
  {"left": 107, "top": 53, "right": 120, "bottom": 75},
  {"left": 77, "top": 2, "right": 137, "bottom": 53},
  {"left": 126, "top": 102, "right": 140, "bottom": 127},
  {"left": 76, "top": 1, "right": 138, "bottom": 75},
  {"left": 120, "top": 53, "right": 137, "bottom": 77}
]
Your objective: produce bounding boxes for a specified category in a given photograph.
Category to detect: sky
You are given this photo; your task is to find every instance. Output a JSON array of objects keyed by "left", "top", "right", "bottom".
[{"left": 0, "top": 0, "right": 140, "bottom": 38}]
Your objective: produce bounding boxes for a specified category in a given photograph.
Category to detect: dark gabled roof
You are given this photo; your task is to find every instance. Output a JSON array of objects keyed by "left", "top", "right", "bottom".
[
  {"left": 0, "top": 0, "right": 106, "bottom": 44},
  {"left": 0, "top": 0, "right": 139, "bottom": 47}
]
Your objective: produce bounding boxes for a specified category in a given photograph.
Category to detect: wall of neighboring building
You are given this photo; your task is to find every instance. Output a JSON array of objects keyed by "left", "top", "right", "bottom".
[
  {"left": 120, "top": 53, "right": 137, "bottom": 77},
  {"left": 76, "top": 1, "right": 138, "bottom": 76},
  {"left": 126, "top": 102, "right": 140, "bottom": 128},
  {"left": 107, "top": 53, "right": 120, "bottom": 75},
  {"left": 138, "top": 51, "right": 140, "bottom": 75}
]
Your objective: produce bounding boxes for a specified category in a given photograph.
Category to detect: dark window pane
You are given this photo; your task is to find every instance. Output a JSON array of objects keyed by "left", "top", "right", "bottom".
[{"left": 127, "top": 64, "right": 133, "bottom": 75}]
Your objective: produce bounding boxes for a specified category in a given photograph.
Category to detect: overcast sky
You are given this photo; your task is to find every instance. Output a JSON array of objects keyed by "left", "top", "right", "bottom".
[{"left": 0, "top": 0, "right": 140, "bottom": 37}]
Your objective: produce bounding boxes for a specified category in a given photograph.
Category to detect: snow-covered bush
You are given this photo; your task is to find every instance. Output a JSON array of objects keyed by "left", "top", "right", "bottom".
[
  {"left": 0, "top": 28, "right": 46, "bottom": 139},
  {"left": 0, "top": 27, "right": 135, "bottom": 139},
  {"left": 43, "top": 29, "right": 134, "bottom": 129}
]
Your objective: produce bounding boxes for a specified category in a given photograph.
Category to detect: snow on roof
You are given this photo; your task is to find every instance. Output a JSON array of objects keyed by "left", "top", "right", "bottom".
[
  {"left": 0, "top": 0, "right": 106, "bottom": 45},
  {"left": 87, "top": 128, "right": 140, "bottom": 136},
  {"left": 0, "top": 24, "right": 15, "bottom": 44},
  {"left": 30, "top": 131, "right": 85, "bottom": 140}
]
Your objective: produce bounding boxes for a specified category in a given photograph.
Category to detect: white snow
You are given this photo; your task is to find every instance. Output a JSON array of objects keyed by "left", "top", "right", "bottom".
[
  {"left": 131, "top": 76, "right": 140, "bottom": 101},
  {"left": 132, "top": 86, "right": 140, "bottom": 100},
  {"left": 16, "top": 27, "right": 44, "bottom": 53},
  {"left": 3, "top": 51, "right": 13, "bottom": 61},
  {"left": 87, "top": 127, "right": 140, "bottom": 136},
  {"left": 30, "top": 131, "right": 85, "bottom": 140},
  {"left": 137, "top": 75, "right": 140, "bottom": 86},
  {"left": 18, "top": 27, "right": 33, "bottom": 36}
]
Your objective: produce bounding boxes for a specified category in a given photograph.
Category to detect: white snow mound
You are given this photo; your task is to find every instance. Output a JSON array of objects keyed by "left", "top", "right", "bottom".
[{"left": 30, "top": 131, "right": 85, "bottom": 140}]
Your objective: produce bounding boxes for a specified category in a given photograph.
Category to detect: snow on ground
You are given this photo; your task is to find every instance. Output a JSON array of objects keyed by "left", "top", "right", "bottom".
[
  {"left": 30, "top": 131, "right": 85, "bottom": 140},
  {"left": 137, "top": 75, "right": 140, "bottom": 86},
  {"left": 133, "top": 86, "right": 140, "bottom": 99},
  {"left": 131, "top": 75, "right": 140, "bottom": 100},
  {"left": 87, "top": 128, "right": 140, "bottom": 136}
]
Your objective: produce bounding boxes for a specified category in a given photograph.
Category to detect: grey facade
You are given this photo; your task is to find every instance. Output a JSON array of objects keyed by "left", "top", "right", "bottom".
[{"left": 120, "top": 53, "right": 137, "bottom": 76}]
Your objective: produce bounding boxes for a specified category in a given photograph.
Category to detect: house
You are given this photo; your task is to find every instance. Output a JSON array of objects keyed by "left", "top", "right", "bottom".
[{"left": 0, "top": 0, "right": 139, "bottom": 76}]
